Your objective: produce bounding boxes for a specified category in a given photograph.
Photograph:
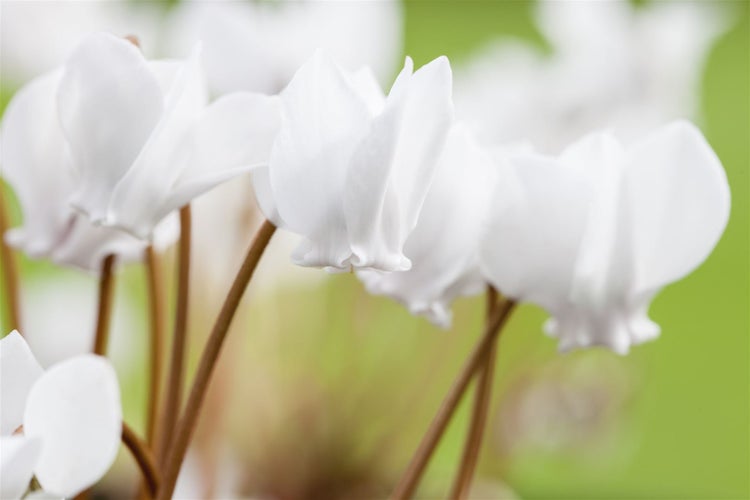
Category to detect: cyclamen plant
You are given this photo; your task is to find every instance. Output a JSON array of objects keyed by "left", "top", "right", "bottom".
[{"left": 0, "top": 31, "right": 729, "bottom": 500}]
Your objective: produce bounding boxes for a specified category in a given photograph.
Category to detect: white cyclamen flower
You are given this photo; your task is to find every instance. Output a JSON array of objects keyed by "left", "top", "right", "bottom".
[
  {"left": 480, "top": 121, "right": 730, "bottom": 354},
  {"left": 255, "top": 51, "right": 453, "bottom": 272},
  {"left": 358, "top": 124, "right": 498, "bottom": 327},
  {"left": 60, "top": 32, "right": 280, "bottom": 239},
  {"left": 0, "top": 331, "right": 122, "bottom": 499},
  {"left": 0, "top": 69, "right": 175, "bottom": 271}
]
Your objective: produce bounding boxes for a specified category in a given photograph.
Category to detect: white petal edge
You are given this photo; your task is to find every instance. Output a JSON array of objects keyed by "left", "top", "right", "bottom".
[
  {"left": 0, "top": 435, "right": 42, "bottom": 500},
  {"left": 0, "top": 330, "right": 44, "bottom": 435}
]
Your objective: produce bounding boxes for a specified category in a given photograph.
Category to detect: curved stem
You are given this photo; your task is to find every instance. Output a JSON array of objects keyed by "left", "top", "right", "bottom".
[
  {"left": 144, "top": 246, "right": 165, "bottom": 447},
  {"left": 158, "top": 205, "right": 192, "bottom": 463},
  {"left": 391, "top": 300, "right": 517, "bottom": 500},
  {"left": 122, "top": 422, "right": 161, "bottom": 497},
  {"left": 93, "top": 255, "right": 116, "bottom": 356},
  {"left": 449, "top": 288, "right": 502, "bottom": 499},
  {"left": 156, "top": 220, "right": 276, "bottom": 500},
  {"left": 0, "top": 192, "right": 21, "bottom": 332}
]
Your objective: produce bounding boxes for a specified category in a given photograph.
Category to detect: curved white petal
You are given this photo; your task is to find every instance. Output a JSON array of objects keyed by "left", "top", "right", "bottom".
[
  {"left": 252, "top": 166, "right": 284, "bottom": 227},
  {"left": 23, "top": 355, "right": 122, "bottom": 498},
  {"left": 160, "top": 93, "right": 282, "bottom": 230},
  {"left": 624, "top": 121, "right": 730, "bottom": 293},
  {"left": 479, "top": 153, "right": 592, "bottom": 312},
  {"left": 0, "top": 331, "right": 44, "bottom": 435},
  {"left": 358, "top": 124, "right": 496, "bottom": 326},
  {"left": 59, "top": 32, "right": 164, "bottom": 222},
  {"left": 345, "top": 56, "right": 453, "bottom": 271},
  {"left": 107, "top": 46, "right": 207, "bottom": 237},
  {"left": 0, "top": 70, "right": 74, "bottom": 259},
  {"left": 269, "top": 51, "right": 373, "bottom": 267},
  {"left": 0, "top": 435, "right": 42, "bottom": 500}
]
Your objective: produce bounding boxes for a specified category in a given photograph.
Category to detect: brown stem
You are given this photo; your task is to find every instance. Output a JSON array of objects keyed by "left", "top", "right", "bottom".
[
  {"left": 92, "top": 255, "right": 116, "bottom": 356},
  {"left": 157, "top": 220, "right": 276, "bottom": 500},
  {"left": 0, "top": 191, "right": 21, "bottom": 332},
  {"left": 123, "top": 422, "right": 161, "bottom": 497},
  {"left": 158, "top": 205, "right": 192, "bottom": 463},
  {"left": 449, "top": 287, "right": 502, "bottom": 499},
  {"left": 144, "top": 246, "right": 165, "bottom": 447},
  {"left": 390, "top": 300, "right": 517, "bottom": 500}
]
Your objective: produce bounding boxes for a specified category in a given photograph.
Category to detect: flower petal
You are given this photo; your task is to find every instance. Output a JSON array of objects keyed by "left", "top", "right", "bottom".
[
  {"left": 269, "top": 51, "right": 373, "bottom": 266},
  {"left": 0, "top": 70, "right": 74, "bottom": 259},
  {"left": 345, "top": 56, "right": 453, "bottom": 271},
  {"left": 59, "top": 32, "right": 164, "bottom": 222},
  {"left": 0, "top": 330, "right": 44, "bottom": 435},
  {"left": 623, "top": 121, "right": 730, "bottom": 293},
  {"left": 107, "top": 46, "right": 207, "bottom": 237},
  {"left": 23, "top": 354, "right": 122, "bottom": 498},
  {"left": 358, "top": 124, "right": 496, "bottom": 326},
  {"left": 0, "top": 435, "right": 42, "bottom": 500}
]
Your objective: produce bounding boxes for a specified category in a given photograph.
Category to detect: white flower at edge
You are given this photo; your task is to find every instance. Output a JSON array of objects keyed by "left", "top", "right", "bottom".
[
  {"left": 0, "top": 69, "right": 176, "bottom": 272},
  {"left": 254, "top": 51, "right": 453, "bottom": 272},
  {"left": 480, "top": 121, "right": 730, "bottom": 354},
  {"left": 454, "top": 0, "right": 731, "bottom": 153},
  {"left": 0, "top": 331, "right": 122, "bottom": 499},
  {"left": 358, "top": 124, "right": 499, "bottom": 327},
  {"left": 163, "top": 0, "right": 402, "bottom": 95},
  {"left": 59, "top": 32, "right": 281, "bottom": 239}
]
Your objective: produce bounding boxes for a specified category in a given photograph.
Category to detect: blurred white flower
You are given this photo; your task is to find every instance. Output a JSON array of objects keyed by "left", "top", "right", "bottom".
[
  {"left": 358, "top": 124, "right": 498, "bottom": 327},
  {"left": 480, "top": 121, "right": 730, "bottom": 354},
  {"left": 254, "top": 51, "right": 453, "bottom": 272},
  {"left": 0, "top": 69, "right": 175, "bottom": 271},
  {"left": 0, "top": 331, "right": 122, "bottom": 499},
  {"left": 0, "top": 0, "right": 162, "bottom": 85},
  {"left": 58, "top": 33, "right": 281, "bottom": 239},
  {"left": 163, "top": 0, "right": 402, "bottom": 95},
  {"left": 454, "top": 0, "right": 731, "bottom": 152}
]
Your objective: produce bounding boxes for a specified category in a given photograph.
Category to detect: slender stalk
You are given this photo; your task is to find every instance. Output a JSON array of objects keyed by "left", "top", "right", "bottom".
[
  {"left": 0, "top": 192, "right": 21, "bottom": 332},
  {"left": 390, "top": 300, "right": 517, "bottom": 500},
  {"left": 122, "top": 422, "right": 161, "bottom": 497},
  {"left": 449, "top": 288, "right": 502, "bottom": 499},
  {"left": 157, "top": 220, "right": 276, "bottom": 500},
  {"left": 144, "top": 246, "right": 165, "bottom": 447},
  {"left": 158, "top": 205, "right": 192, "bottom": 463},
  {"left": 93, "top": 255, "right": 116, "bottom": 356}
]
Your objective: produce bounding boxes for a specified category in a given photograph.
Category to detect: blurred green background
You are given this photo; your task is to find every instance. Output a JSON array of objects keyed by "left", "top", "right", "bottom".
[{"left": 1, "top": 1, "right": 748, "bottom": 499}]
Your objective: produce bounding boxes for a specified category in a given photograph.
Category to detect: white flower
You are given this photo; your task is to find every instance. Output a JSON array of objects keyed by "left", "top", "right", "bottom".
[
  {"left": 0, "top": 69, "right": 175, "bottom": 271},
  {"left": 358, "top": 124, "right": 498, "bottom": 327},
  {"left": 163, "top": 0, "right": 403, "bottom": 95},
  {"left": 454, "top": 0, "right": 730, "bottom": 152},
  {"left": 254, "top": 51, "right": 453, "bottom": 272},
  {"left": 0, "top": 331, "right": 122, "bottom": 499},
  {"left": 59, "top": 32, "right": 281, "bottom": 239},
  {"left": 480, "top": 121, "right": 730, "bottom": 354}
]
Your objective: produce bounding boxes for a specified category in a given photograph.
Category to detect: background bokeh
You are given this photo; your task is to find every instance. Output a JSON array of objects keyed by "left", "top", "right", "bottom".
[{"left": 1, "top": 1, "right": 747, "bottom": 498}]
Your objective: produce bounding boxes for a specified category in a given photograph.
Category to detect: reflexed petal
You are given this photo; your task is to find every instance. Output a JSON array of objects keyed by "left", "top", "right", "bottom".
[
  {"left": 24, "top": 355, "right": 122, "bottom": 497},
  {"left": 0, "top": 435, "right": 42, "bottom": 500},
  {"left": 0, "top": 330, "right": 44, "bottom": 435},
  {"left": 59, "top": 32, "right": 164, "bottom": 222},
  {"left": 107, "top": 46, "right": 207, "bottom": 237},
  {"left": 480, "top": 153, "right": 592, "bottom": 312},
  {"left": 358, "top": 124, "right": 496, "bottom": 326},
  {"left": 345, "top": 56, "right": 453, "bottom": 271},
  {"left": 160, "top": 93, "right": 282, "bottom": 229},
  {"left": 0, "top": 70, "right": 74, "bottom": 259},
  {"left": 252, "top": 166, "right": 283, "bottom": 227},
  {"left": 624, "top": 121, "right": 730, "bottom": 293},
  {"left": 269, "top": 51, "right": 372, "bottom": 250}
]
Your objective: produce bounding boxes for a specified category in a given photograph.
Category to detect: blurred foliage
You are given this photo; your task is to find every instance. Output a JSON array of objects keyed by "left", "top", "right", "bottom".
[{"left": 0, "top": 1, "right": 748, "bottom": 499}]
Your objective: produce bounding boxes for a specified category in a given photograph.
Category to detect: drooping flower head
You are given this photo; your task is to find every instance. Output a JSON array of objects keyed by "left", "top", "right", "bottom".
[
  {"left": 0, "top": 69, "right": 174, "bottom": 271},
  {"left": 0, "top": 331, "right": 122, "bottom": 499},
  {"left": 58, "top": 32, "right": 280, "bottom": 239},
  {"left": 480, "top": 121, "right": 730, "bottom": 354},
  {"left": 255, "top": 51, "right": 454, "bottom": 272}
]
